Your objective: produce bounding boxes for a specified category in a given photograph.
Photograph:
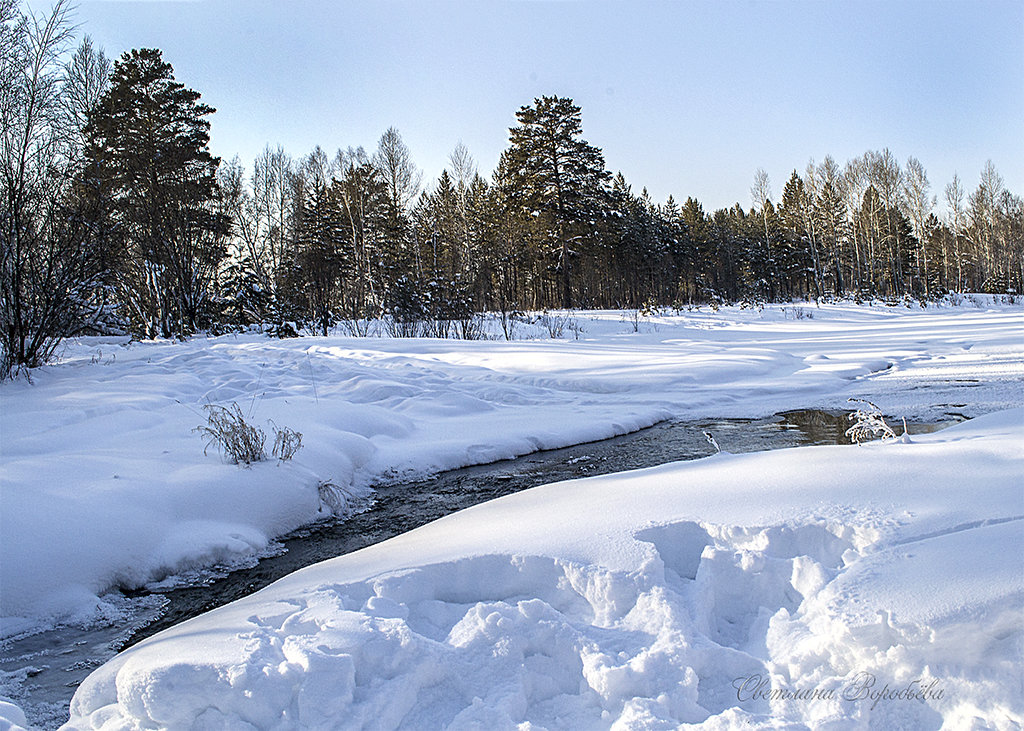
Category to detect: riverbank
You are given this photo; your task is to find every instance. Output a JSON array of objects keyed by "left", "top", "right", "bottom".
[
  {"left": 2, "top": 299, "right": 1022, "bottom": 726},
  {"left": 64, "top": 408, "right": 1024, "bottom": 729},
  {"left": 4, "top": 300, "right": 1022, "bottom": 632}
]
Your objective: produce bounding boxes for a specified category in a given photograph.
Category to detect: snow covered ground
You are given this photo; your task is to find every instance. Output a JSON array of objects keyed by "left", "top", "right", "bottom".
[
  {"left": 2, "top": 299, "right": 1023, "bottom": 728},
  {"left": 62, "top": 410, "right": 1024, "bottom": 729}
]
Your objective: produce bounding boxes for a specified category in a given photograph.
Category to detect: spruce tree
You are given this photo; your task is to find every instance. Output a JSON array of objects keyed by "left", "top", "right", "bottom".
[{"left": 292, "top": 179, "right": 347, "bottom": 336}]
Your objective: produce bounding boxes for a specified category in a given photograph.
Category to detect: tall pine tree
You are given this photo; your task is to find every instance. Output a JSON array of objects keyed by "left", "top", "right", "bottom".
[
  {"left": 503, "top": 96, "right": 610, "bottom": 308},
  {"left": 83, "top": 48, "right": 226, "bottom": 337}
]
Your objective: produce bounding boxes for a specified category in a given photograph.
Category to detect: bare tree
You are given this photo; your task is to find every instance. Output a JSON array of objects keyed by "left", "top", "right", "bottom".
[
  {"left": 750, "top": 168, "right": 771, "bottom": 211},
  {"left": 449, "top": 141, "right": 476, "bottom": 192},
  {"left": 217, "top": 155, "right": 269, "bottom": 323},
  {"left": 374, "top": 126, "right": 421, "bottom": 217},
  {"left": 865, "top": 149, "right": 906, "bottom": 295},
  {"left": 749, "top": 168, "right": 775, "bottom": 296},
  {"left": 449, "top": 141, "right": 477, "bottom": 271},
  {"left": 61, "top": 35, "right": 110, "bottom": 153},
  {"left": 842, "top": 156, "right": 868, "bottom": 293},
  {"left": 1, "top": 0, "right": 101, "bottom": 377},
  {"left": 902, "top": 156, "right": 933, "bottom": 296},
  {"left": 966, "top": 161, "right": 1018, "bottom": 291},
  {"left": 253, "top": 145, "right": 295, "bottom": 277},
  {"left": 944, "top": 173, "right": 966, "bottom": 291},
  {"left": 967, "top": 161, "right": 1003, "bottom": 287}
]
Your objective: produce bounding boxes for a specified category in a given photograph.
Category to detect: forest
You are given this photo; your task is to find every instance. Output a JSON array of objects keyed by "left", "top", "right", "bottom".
[{"left": 3, "top": 0, "right": 1022, "bottom": 377}]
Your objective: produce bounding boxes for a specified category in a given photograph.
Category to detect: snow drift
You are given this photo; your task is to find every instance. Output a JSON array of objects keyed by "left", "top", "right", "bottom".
[
  {"left": 61, "top": 409, "right": 1024, "bottom": 729},
  {"left": 1, "top": 301, "right": 1022, "bottom": 728},
  {"left": 3, "top": 302, "right": 1021, "bottom": 636}
]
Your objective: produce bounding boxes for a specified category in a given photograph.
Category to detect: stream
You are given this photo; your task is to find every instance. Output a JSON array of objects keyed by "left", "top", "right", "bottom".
[{"left": 0, "top": 410, "right": 954, "bottom": 729}]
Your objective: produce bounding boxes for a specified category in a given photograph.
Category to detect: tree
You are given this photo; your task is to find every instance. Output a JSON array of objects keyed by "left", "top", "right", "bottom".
[
  {"left": 944, "top": 173, "right": 968, "bottom": 292},
  {"left": 813, "top": 156, "right": 848, "bottom": 296},
  {"left": 778, "top": 170, "right": 820, "bottom": 298},
  {"left": 83, "top": 48, "right": 227, "bottom": 338},
  {"left": 902, "top": 156, "right": 934, "bottom": 296},
  {"left": 1, "top": 0, "right": 104, "bottom": 377},
  {"left": 216, "top": 155, "right": 270, "bottom": 326},
  {"left": 502, "top": 95, "right": 611, "bottom": 308},
  {"left": 292, "top": 176, "right": 347, "bottom": 336},
  {"left": 336, "top": 150, "right": 389, "bottom": 323},
  {"left": 448, "top": 141, "right": 479, "bottom": 280},
  {"left": 865, "top": 149, "right": 906, "bottom": 296},
  {"left": 748, "top": 168, "right": 781, "bottom": 300},
  {"left": 374, "top": 127, "right": 421, "bottom": 218},
  {"left": 61, "top": 35, "right": 110, "bottom": 153},
  {"left": 842, "top": 156, "right": 869, "bottom": 294}
]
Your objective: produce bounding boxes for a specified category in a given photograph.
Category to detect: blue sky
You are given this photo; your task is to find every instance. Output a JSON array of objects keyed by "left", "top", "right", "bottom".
[{"left": 49, "top": 0, "right": 1024, "bottom": 211}]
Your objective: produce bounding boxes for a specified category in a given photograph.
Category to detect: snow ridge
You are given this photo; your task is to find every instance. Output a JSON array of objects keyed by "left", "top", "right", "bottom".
[{"left": 63, "top": 410, "right": 1024, "bottom": 729}]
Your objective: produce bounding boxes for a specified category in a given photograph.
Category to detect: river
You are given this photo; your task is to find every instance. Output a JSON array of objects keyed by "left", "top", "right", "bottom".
[{"left": 0, "top": 410, "right": 953, "bottom": 728}]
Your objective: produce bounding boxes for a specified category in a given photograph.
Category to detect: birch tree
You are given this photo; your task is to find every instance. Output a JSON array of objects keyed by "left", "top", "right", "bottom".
[
  {"left": 902, "top": 156, "right": 934, "bottom": 296},
  {"left": 1, "top": 0, "right": 102, "bottom": 376}
]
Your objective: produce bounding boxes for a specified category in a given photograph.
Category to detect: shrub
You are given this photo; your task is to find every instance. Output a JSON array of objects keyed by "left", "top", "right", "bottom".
[
  {"left": 845, "top": 398, "right": 899, "bottom": 444},
  {"left": 271, "top": 421, "right": 303, "bottom": 461},
  {"left": 456, "top": 314, "right": 486, "bottom": 340},
  {"left": 537, "top": 310, "right": 578, "bottom": 338},
  {"left": 194, "top": 403, "right": 266, "bottom": 464}
]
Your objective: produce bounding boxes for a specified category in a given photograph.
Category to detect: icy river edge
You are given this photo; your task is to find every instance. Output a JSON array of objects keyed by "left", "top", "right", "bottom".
[{"left": 2, "top": 301, "right": 1023, "bottom": 728}]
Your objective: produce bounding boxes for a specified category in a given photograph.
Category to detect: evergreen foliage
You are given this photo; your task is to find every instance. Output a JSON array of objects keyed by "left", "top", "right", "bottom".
[
  {"left": 82, "top": 48, "right": 227, "bottom": 338},
  {"left": 502, "top": 96, "right": 612, "bottom": 308}
]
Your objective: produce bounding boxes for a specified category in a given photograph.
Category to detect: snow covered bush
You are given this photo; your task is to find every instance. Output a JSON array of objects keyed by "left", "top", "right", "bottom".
[
  {"left": 195, "top": 403, "right": 267, "bottom": 464},
  {"left": 845, "top": 398, "right": 898, "bottom": 443},
  {"left": 317, "top": 480, "right": 356, "bottom": 515}
]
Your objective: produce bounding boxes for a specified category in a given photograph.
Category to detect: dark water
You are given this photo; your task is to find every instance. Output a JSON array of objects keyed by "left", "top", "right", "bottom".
[{"left": 0, "top": 410, "right": 953, "bottom": 729}]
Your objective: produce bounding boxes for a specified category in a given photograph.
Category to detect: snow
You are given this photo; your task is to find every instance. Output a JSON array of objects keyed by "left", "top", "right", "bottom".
[
  {"left": 61, "top": 410, "right": 1024, "bottom": 729},
  {"left": 1, "top": 299, "right": 1023, "bottom": 727}
]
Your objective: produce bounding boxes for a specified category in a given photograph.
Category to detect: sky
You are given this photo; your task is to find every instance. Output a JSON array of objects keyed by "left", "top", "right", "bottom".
[{"left": 33, "top": 0, "right": 1024, "bottom": 212}]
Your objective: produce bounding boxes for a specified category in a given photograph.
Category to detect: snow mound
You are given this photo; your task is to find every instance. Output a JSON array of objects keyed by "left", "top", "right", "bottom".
[
  {"left": 64, "top": 410, "right": 1024, "bottom": 729},
  {"left": 0, "top": 697, "right": 27, "bottom": 731},
  {"left": 4, "top": 303, "right": 1023, "bottom": 635}
]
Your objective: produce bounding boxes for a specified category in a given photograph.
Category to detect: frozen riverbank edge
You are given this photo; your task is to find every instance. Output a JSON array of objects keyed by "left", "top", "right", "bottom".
[
  {"left": 2, "top": 301, "right": 1023, "bottom": 727},
  {"left": 62, "top": 408, "right": 1024, "bottom": 729}
]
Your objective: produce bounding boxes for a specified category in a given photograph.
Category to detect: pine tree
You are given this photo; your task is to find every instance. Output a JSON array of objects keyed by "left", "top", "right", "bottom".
[
  {"left": 83, "top": 48, "right": 227, "bottom": 338},
  {"left": 813, "top": 157, "right": 848, "bottom": 297},
  {"left": 778, "top": 171, "right": 821, "bottom": 299},
  {"left": 503, "top": 96, "right": 611, "bottom": 308},
  {"left": 336, "top": 156, "right": 389, "bottom": 322}
]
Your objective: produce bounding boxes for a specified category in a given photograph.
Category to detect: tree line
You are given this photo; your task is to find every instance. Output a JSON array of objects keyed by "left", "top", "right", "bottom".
[{"left": 3, "top": 1, "right": 1021, "bottom": 376}]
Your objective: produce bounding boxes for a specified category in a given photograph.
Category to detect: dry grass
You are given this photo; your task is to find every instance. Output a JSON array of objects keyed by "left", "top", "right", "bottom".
[
  {"left": 318, "top": 480, "right": 357, "bottom": 515},
  {"left": 271, "top": 421, "right": 303, "bottom": 461},
  {"left": 194, "top": 403, "right": 267, "bottom": 465}
]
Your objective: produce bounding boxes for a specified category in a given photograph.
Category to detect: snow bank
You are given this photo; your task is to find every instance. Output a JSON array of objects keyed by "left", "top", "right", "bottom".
[
  {"left": 62, "top": 409, "right": 1024, "bottom": 729},
  {"left": 2, "top": 302, "right": 1022, "bottom": 636},
  {"left": 0, "top": 697, "right": 27, "bottom": 731}
]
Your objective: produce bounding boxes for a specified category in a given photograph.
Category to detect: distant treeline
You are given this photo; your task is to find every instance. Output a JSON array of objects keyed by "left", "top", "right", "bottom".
[{"left": 3, "top": 1, "right": 1021, "bottom": 376}]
